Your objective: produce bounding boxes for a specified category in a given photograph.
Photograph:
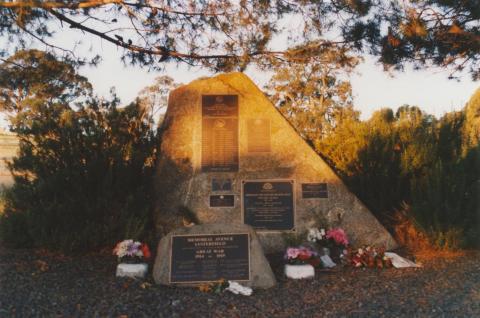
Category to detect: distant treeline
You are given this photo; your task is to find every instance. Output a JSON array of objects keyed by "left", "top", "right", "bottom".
[
  {"left": 314, "top": 97, "right": 480, "bottom": 249},
  {"left": 0, "top": 50, "right": 478, "bottom": 252}
]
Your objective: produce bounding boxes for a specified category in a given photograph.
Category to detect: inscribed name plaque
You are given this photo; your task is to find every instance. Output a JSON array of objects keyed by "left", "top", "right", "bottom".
[
  {"left": 201, "top": 95, "right": 239, "bottom": 172},
  {"left": 302, "top": 183, "right": 328, "bottom": 198},
  {"left": 170, "top": 233, "right": 250, "bottom": 283},
  {"left": 247, "top": 118, "right": 271, "bottom": 152},
  {"left": 242, "top": 180, "right": 294, "bottom": 231},
  {"left": 210, "top": 195, "right": 235, "bottom": 207}
]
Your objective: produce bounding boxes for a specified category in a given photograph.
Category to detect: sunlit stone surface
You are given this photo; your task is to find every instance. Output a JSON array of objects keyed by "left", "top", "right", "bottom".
[{"left": 154, "top": 72, "right": 397, "bottom": 252}]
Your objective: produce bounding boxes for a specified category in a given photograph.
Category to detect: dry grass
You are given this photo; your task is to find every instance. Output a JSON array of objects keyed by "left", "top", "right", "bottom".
[
  {"left": 414, "top": 249, "right": 466, "bottom": 262},
  {"left": 392, "top": 206, "right": 467, "bottom": 261}
]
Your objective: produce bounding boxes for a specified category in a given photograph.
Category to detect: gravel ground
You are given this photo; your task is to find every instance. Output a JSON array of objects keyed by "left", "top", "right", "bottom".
[{"left": 0, "top": 245, "right": 479, "bottom": 318}]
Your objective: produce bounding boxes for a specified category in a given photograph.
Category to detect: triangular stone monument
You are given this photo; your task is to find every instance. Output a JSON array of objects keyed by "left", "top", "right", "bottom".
[{"left": 154, "top": 72, "right": 397, "bottom": 252}]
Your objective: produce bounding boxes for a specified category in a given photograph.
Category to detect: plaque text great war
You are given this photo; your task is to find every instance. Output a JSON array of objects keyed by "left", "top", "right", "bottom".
[{"left": 170, "top": 233, "right": 250, "bottom": 283}]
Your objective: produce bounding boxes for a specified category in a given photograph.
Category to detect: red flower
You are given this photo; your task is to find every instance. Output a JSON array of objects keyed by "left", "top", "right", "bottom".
[
  {"left": 352, "top": 255, "right": 363, "bottom": 267},
  {"left": 298, "top": 253, "right": 310, "bottom": 261},
  {"left": 141, "top": 244, "right": 151, "bottom": 259},
  {"left": 297, "top": 248, "right": 313, "bottom": 261}
]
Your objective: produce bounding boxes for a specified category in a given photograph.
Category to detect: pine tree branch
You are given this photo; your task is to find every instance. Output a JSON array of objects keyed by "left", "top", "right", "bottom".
[
  {"left": 0, "top": 0, "right": 123, "bottom": 9},
  {"left": 47, "top": 9, "right": 285, "bottom": 63},
  {"left": 0, "top": 0, "right": 226, "bottom": 16}
]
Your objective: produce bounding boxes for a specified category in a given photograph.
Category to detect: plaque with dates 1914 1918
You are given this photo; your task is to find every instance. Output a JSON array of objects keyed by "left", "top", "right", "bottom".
[{"left": 170, "top": 233, "right": 250, "bottom": 283}]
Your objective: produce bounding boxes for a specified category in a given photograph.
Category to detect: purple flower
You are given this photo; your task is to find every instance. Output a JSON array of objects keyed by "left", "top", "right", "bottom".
[{"left": 126, "top": 240, "right": 141, "bottom": 256}]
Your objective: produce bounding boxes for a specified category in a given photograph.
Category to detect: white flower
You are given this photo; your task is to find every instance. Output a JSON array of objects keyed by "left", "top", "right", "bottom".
[
  {"left": 307, "top": 227, "right": 327, "bottom": 242},
  {"left": 307, "top": 228, "right": 319, "bottom": 242}
]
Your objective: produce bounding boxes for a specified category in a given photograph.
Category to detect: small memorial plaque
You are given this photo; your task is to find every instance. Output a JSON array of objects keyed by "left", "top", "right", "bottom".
[
  {"left": 247, "top": 118, "right": 271, "bottom": 153},
  {"left": 212, "top": 178, "right": 232, "bottom": 191},
  {"left": 210, "top": 195, "right": 235, "bottom": 207},
  {"left": 301, "top": 183, "right": 328, "bottom": 198},
  {"left": 201, "top": 95, "right": 239, "bottom": 172},
  {"left": 242, "top": 180, "right": 294, "bottom": 231},
  {"left": 170, "top": 233, "right": 250, "bottom": 283}
]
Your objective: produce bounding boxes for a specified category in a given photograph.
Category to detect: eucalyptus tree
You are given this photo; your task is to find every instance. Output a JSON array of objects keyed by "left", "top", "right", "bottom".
[
  {"left": 266, "top": 46, "right": 359, "bottom": 144},
  {"left": 0, "top": 49, "right": 92, "bottom": 127},
  {"left": 136, "top": 75, "right": 181, "bottom": 126}
]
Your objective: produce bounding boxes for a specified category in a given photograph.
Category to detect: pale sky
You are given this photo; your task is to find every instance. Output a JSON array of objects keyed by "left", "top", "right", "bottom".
[
  {"left": 79, "top": 52, "right": 478, "bottom": 120},
  {"left": 69, "top": 8, "right": 479, "bottom": 121},
  {"left": 9, "top": 16, "right": 477, "bottom": 122}
]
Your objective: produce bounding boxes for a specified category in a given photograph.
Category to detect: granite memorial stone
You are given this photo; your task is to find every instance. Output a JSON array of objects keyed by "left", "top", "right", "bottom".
[{"left": 153, "top": 72, "right": 397, "bottom": 252}]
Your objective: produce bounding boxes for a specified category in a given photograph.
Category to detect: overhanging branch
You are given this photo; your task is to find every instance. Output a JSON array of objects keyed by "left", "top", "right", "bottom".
[
  {"left": 48, "top": 9, "right": 286, "bottom": 63},
  {"left": 0, "top": 0, "right": 122, "bottom": 9}
]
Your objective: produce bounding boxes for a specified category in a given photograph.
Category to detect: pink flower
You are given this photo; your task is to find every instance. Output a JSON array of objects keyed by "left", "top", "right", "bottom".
[
  {"left": 326, "top": 228, "right": 349, "bottom": 246},
  {"left": 286, "top": 247, "right": 300, "bottom": 259}
]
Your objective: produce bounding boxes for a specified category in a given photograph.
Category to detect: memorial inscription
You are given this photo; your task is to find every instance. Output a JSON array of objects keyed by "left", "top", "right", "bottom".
[
  {"left": 242, "top": 180, "right": 295, "bottom": 231},
  {"left": 201, "top": 95, "right": 239, "bottom": 172},
  {"left": 170, "top": 233, "right": 250, "bottom": 283},
  {"left": 210, "top": 195, "right": 235, "bottom": 207},
  {"left": 301, "top": 183, "right": 328, "bottom": 198}
]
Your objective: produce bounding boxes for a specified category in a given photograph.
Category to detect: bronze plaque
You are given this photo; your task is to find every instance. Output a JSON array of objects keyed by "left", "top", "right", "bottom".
[
  {"left": 170, "top": 233, "right": 250, "bottom": 283},
  {"left": 247, "top": 118, "right": 271, "bottom": 152},
  {"left": 201, "top": 95, "right": 239, "bottom": 172},
  {"left": 210, "top": 195, "right": 235, "bottom": 207},
  {"left": 211, "top": 178, "right": 232, "bottom": 191},
  {"left": 202, "top": 95, "right": 238, "bottom": 117},
  {"left": 243, "top": 180, "right": 294, "bottom": 231},
  {"left": 302, "top": 183, "right": 328, "bottom": 198}
]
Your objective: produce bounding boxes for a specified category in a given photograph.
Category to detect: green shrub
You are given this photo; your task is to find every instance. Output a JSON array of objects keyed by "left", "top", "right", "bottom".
[
  {"left": 0, "top": 101, "right": 158, "bottom": 252},
  {"left": 0, "top": 209, "right": 33, "bottom": 248}
]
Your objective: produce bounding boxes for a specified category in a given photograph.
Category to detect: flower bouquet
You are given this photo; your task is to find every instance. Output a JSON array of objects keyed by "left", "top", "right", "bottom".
[
  {"left": 348, "top": 246, "right": 393, "bottom": 269},
  {"left": 284, "top": 246, "right": 318, "bottom": 279},
  {"left": 325, "top": 228, "right": 349, "bottom": 262},
  {"left": 113, "top": 239, "right": 151, "bottom": 278},
  {"left": 307, "top": 227, "right": 349, "bottom": 263},
  {"left": 325, "top": 228, "right": 349, "bottom": 248}
]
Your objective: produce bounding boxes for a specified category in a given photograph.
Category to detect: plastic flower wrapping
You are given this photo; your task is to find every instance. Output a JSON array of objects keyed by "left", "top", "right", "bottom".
[{"left": 113, "top": 240, "right": 151, "bottom": 261}]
